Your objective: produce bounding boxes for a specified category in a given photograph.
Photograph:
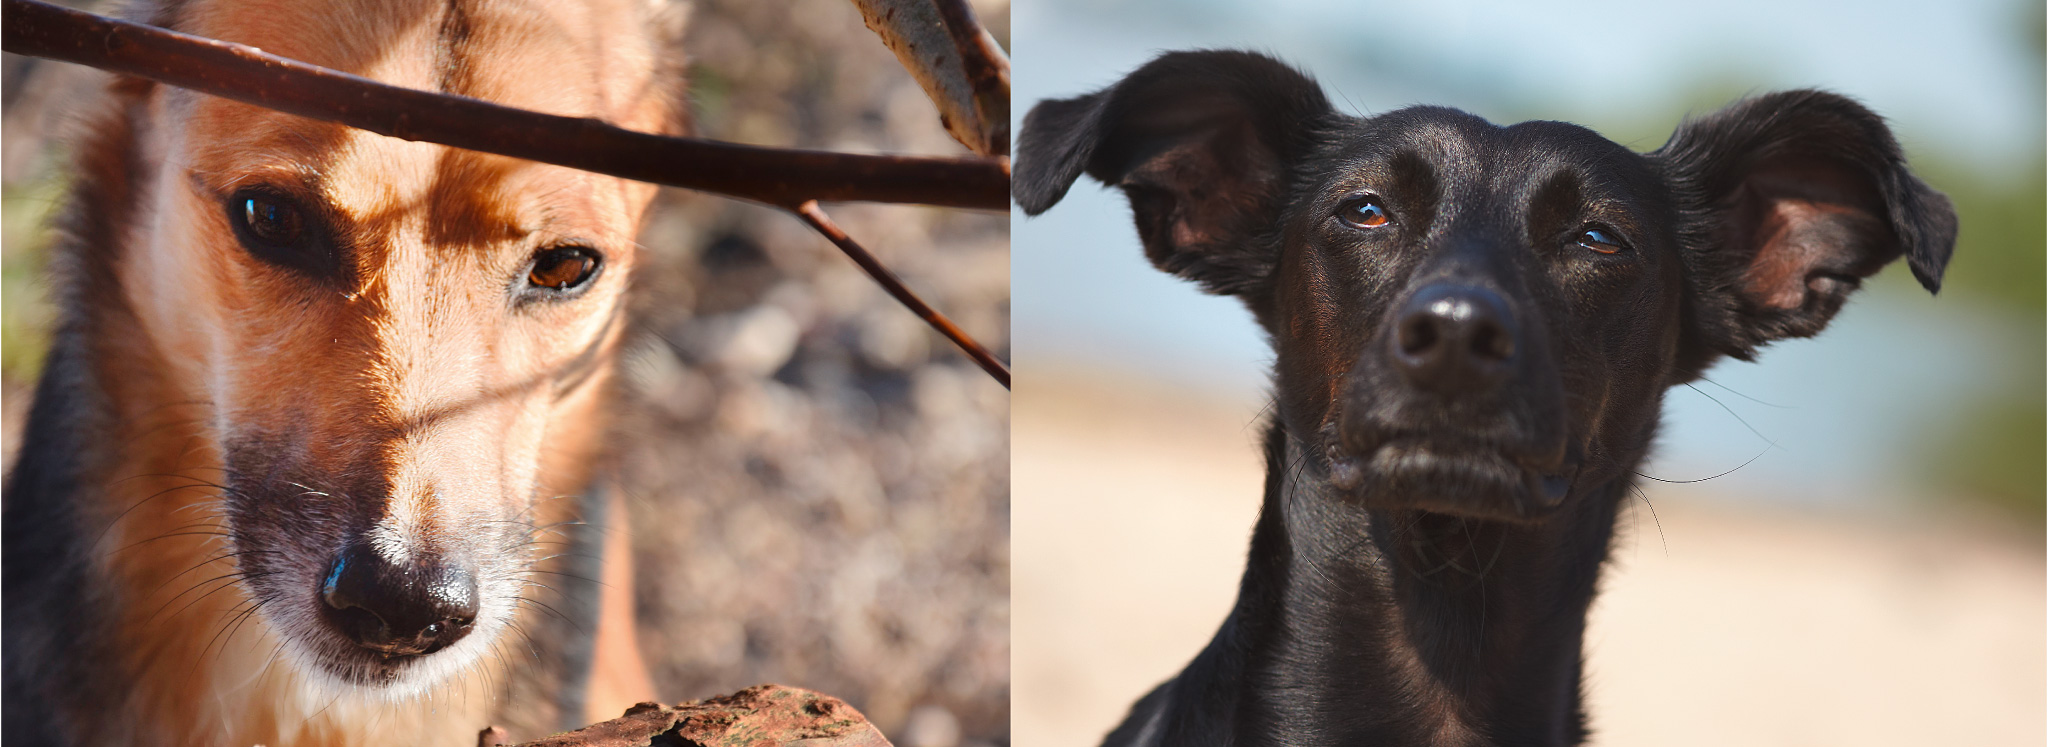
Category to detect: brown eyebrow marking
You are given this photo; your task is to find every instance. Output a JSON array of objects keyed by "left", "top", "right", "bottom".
[
  {"left": 1387, "top": 149, "right": 1441, "bottom": 231},
  {"left": 433, "top": 0, "right": 474, "bottom": 95},
  {"left": 422, "top": 148, "right": 530, "bottom": 251},
  {"left": 1526, "top": 169, "right": 1585, "bottom": 246}
]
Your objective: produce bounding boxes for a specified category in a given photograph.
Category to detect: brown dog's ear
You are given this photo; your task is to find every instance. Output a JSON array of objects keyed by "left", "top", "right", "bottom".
[
  {"left": 1013, "top": 50, "right": 1334, "bottom": 296},
  {"left": 1657, "top": 90, "right": 1957, "bottom": 372}
]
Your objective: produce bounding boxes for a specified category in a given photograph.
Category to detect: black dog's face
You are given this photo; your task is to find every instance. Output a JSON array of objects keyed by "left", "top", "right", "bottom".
[
  {"left": 1273, "top": 110, "right": 1686, "bottom": 519},
  {"left": 1015, "top": 51, "right": 1954, "bottom": 522}
]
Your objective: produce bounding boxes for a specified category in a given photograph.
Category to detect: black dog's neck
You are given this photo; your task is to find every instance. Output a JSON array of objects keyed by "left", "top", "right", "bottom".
[{"left": 1138, "top": 420, "right": 1623, "bottom": 747}]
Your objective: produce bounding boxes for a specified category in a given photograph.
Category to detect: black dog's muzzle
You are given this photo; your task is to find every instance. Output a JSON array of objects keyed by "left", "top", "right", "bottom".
[
  {"left": 1389, "top": 283, "right": 1518, "bottom": 397},
  {"left": 1328, "top": 280, "right": 1575, "bottom": 519}
]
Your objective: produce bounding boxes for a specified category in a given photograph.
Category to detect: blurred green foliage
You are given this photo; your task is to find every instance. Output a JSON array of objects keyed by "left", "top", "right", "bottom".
[
  {"left": 1911, "top": 0, "right": 2044, "bottom": 525},
  {"left": 1, "top": 176, "right": 61, "bottom": 385},
  {"left": 1922, "top": 163, "right": 2047, "bottom": 313},
  {"left": 1913, "top": 156, "right": 2045, "bottom": 524}
]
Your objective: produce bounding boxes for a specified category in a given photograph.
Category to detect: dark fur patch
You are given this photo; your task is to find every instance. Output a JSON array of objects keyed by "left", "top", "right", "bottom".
[
  {"left": 434, "top": 0, "right": 476, "bottom": 95},
  {"left": 2, "top": 75, "right": 156, "bottom": 746}
]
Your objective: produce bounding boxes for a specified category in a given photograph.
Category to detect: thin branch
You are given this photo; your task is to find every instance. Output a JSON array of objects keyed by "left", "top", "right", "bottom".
[
  {"left": 0, "top": 0, "right": 1008, "bottom": 211},
  {"left": 792, "top": 201, "right": 1011, "bottom": 389}
]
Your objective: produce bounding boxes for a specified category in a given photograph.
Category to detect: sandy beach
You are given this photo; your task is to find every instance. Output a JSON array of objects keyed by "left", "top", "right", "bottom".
[{"left": 1013, "top": 369, "right": 2044, "bottom": 747}]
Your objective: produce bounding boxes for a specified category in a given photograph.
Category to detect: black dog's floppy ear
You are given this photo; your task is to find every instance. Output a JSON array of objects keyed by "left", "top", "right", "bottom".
[
  {"left": 1014, "top": 50, "right": 1335, "bottom": 295},
  {"left": 1657, "top": 90, "right": 1957, "bottom": 367}
]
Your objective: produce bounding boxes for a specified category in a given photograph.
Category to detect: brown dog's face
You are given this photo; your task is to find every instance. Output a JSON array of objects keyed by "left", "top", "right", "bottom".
[{"left": 121, "top": 0, "right": 674, "bottom": 691}]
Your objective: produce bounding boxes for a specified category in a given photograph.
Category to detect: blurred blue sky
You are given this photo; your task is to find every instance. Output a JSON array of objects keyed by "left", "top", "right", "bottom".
[{"left": 1011, "top": 0, "right": 2042, "bottom": 508}]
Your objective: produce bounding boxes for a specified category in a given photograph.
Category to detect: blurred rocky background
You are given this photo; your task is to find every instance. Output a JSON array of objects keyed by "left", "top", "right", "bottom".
[
  {"left": 620, "top": 2, "right": 1009, "bottom": 744},
  {"left": 0, "top": 1, "right": 1010, "bottom": 745}
]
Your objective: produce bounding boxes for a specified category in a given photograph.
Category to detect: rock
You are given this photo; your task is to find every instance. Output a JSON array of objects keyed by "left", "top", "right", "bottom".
[
  {"left": 724, "top": 306, "right": 803, "bottom": 375},
  {"left": 897, "top": 705, "right": 960, "bottom": 747},
  {"left": 510, "top": 685, "right": 893, "bottom": 747}
]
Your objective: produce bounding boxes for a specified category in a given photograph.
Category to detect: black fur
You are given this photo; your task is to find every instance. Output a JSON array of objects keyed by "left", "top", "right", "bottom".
[
  {"left": 1017, "top": 50, "right": 1956, "bottom": 747},
  {"left": 2, "top": 79, "right": 155, "bottom": 747}
]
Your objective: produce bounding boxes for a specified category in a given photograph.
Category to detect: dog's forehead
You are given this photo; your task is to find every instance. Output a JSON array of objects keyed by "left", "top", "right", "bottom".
[
  {"left": 1328, "top": 107, "right": 1654, "bottom": 193},
  {"left": 174, "top": 0, "right": 657, "bottom": 117},
  {"left": 172, "top": 0, "right": 651, "bottom": 252}
]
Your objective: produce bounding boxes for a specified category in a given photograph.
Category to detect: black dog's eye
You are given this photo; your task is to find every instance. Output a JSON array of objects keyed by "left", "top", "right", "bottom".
[
  {"left": 1336, "top": 195, "right": 1392, "bottom": 229},
  {"left": 1576, "top": 227, "right": 1628, "bottom": 254},
  {"left": 527, "top": 246, "right": 602, "bottom": 293}
]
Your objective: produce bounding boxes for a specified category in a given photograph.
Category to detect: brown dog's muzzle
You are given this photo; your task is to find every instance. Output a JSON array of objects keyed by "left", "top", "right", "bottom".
[{"left": 319, "top": 544, "right": 480, "bottom": 658}]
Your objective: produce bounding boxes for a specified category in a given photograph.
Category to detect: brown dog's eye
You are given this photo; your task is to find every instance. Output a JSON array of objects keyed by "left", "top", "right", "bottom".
[
  {"left": 1576, "top": 228, "right": 1627, "bottom": 254},
  {"left": 1337, "top": 195, "right": 1392, "bottom": 229},
  {"left": 240, "top": 194, "right": 304, "bottom": 245},
  {"left": 225, "top": 188, "right": 342, "bottom": 281},
  {"left": 527, "top": 246, "right": 601, "bottom": 292}
]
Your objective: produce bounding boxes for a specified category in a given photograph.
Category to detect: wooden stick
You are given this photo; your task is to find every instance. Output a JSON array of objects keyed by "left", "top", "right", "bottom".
[
  {"left": 792, "top": 201, "right": 1010, "bottom": 389},
  {"left": 0, "top": 0, "right": 1009, "bottom": 211},
  {"left": 931, "top": 0, "right": 1011, "bottom": 155},
  {"left": 3, "top": 0, "right": 1015, "bottom": 384}
]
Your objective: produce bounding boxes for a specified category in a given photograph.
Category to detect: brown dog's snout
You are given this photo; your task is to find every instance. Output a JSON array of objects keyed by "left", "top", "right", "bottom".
[
  {"left": 1389, "top": 284, "right": 1517, "bottom": 395},
  {"left": 320, "top": 545, "right": 480, "bottom": 657}
]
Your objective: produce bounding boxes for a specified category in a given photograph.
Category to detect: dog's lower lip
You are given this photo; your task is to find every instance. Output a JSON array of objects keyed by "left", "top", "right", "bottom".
[
  {"left": 1353, "top": 436, "right": 1514, "bottom": 466},
  {"left": 1345, "top": 438, "right": 1521, "bottom": 488},
  {"left": 1338, "top": 435, "right": 1580, "bottom": 515}
]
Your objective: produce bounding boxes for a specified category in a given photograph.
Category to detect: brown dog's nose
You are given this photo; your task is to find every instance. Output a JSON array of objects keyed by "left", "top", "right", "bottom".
[
  {"left": 320, "top": 545, "right": 479, "bottom": 656},
  {"left": 1390, "top": 284, "right": 1516, "bottom": 394}
]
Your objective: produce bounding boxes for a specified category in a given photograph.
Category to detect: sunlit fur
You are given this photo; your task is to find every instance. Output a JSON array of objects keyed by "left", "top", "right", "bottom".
[{"left": 2, "top": 0, "right": 683, "bottom": 743}]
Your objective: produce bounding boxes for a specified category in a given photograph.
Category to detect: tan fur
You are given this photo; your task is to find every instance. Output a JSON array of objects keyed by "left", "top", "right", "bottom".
[
  {"left": 30, "top": 0, "right": 682, "bottom": 743},
  {"left": 585, "top": 489, "right": 658, "bottom": 724}
]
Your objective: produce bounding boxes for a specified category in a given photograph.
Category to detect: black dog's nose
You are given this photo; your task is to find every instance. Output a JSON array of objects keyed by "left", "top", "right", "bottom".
[
  {"left": 320, "top": 545, "right": 479, "bottom": 656},
  {"left": 1390, "top": 284, "right": 1517, "bottom": 394}
]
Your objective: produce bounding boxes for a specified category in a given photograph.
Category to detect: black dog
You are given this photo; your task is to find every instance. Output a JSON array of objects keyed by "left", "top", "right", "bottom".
[{"left": 1015, "top": 51, "right": 1955, "bottom": 746}]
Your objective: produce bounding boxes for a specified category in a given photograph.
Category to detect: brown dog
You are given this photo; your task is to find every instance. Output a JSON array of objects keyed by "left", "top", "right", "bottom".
[{"left": 3, "top": 0, "right": 684, "bottom": 743}]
